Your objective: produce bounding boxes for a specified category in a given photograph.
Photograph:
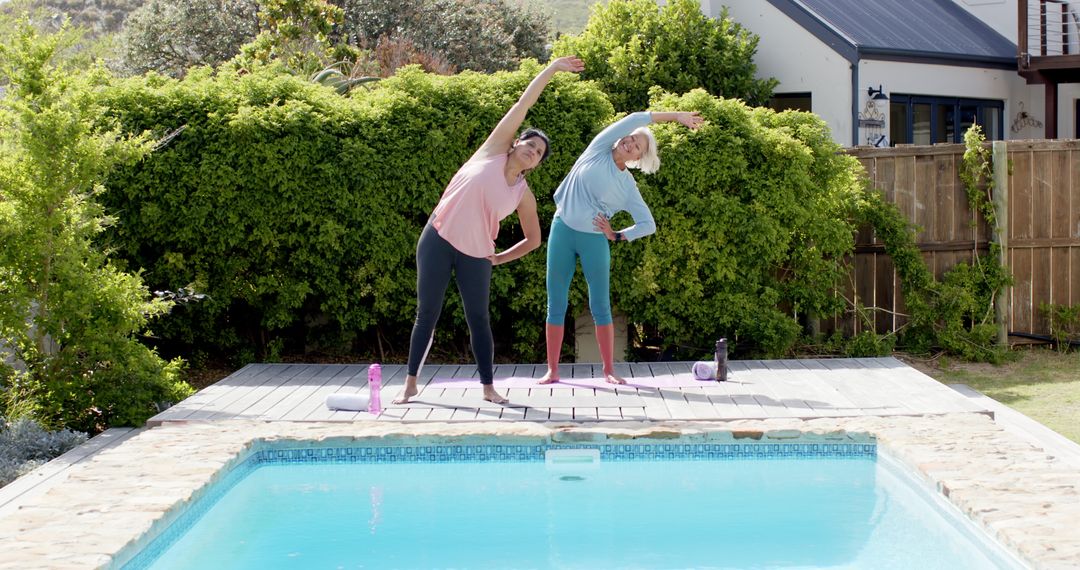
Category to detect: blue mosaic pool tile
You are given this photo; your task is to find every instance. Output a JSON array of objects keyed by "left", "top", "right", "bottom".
[{"left": 256, "top": 442, "right": 875, "bottom": 465}]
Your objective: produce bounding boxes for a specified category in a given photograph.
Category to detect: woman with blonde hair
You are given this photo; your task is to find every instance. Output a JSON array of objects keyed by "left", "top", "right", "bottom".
[
  {"left": 539, "top": 110, "right": 703, "bottom": 385},
  {"left": 394, "top": 56, "right": 585, "bottom": 405}
]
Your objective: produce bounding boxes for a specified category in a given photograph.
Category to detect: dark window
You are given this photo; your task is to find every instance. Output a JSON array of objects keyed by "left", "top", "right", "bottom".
[
  {"left": 913, "top": 103, "right": 932, "bottom": 144},
  {"left": 889, "top": 95, "right": 1004, "bottom": 145},
  {"left": 768, "top": 92, "right": 812, "bottom": 113},
  {"left": 890, "top": 103, "right": 909, "bottom": 145},
  {"left": 985, "top": 107, "right": 1002, "bottom": 141},
  {"left": 1075, "top": 100, "right": 1080, "bottom": 137}
]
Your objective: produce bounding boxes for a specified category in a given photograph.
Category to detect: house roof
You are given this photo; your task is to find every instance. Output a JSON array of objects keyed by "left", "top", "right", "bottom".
[{"left": 766, "top": 0, "right": 1017, "bottom": 68}]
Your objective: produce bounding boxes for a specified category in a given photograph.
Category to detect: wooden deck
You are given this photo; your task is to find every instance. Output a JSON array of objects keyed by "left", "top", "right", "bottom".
[{"left": 147, "top": 357, "right": 991, "bottom": 424}]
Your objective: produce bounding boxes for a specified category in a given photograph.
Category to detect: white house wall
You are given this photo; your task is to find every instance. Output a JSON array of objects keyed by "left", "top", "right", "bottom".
[
  {"left": 859, "top": 59, "right": 1040, "bottom": 143},
  {"left": 714, "top": 0, "right": 854, "bottom": 144},
  {"left": 705, "top": 0, "right": 1080, "bottom": 144}
]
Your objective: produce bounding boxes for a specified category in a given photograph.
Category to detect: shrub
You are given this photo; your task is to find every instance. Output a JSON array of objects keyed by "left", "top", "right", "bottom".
[
  {"left": 339, "top": 0, "right": 551, "bottom": 73},
  {"left": 552, "top": 0, "right": 776, "bottom": 113},
  {"left": 617, "top": 89, "right": 863, "bottom": 357},
  {"left": 235, "top": 0, "right": 347, "bottom": 77},
  {"left": 0, "top": 19, "right": 192, "bottom": 432},
  {"left": 1040, "top": 303, "right": 1080, "bottom": 351},
  {"left": 0, "top": 416, "right": 87, "bottom": 487},
  {"left": 119, "top": 0, "right": 260, "bottom": 77}
]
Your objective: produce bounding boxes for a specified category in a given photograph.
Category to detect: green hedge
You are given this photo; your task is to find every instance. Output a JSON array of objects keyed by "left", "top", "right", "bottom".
[
  {"left": 99, "top": 64, "right": 865, "bottom": 363},
  {"left": 617, "top": 90, "right": 861, "bottom": 356},
  {"left": 100, "top": 62, "right": 612, "bottom": 363}
]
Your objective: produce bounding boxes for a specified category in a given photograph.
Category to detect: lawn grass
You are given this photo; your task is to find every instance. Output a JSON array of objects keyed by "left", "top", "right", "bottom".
[{"left": 904, "top": 348, "right": 1080, "bottom": 444}]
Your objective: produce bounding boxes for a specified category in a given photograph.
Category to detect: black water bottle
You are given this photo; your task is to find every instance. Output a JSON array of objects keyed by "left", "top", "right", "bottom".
[{"left": 715, "top": 338, "right": 728, "bottom": 382}]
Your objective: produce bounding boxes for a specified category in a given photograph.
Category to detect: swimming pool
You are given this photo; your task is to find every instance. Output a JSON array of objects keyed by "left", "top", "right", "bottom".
[{"left": 118, "top": 441, "right": 1026, "bottom": 569}]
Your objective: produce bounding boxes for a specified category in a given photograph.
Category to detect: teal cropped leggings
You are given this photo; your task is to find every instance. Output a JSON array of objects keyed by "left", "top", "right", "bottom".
[{"left": 546, "top": 216, "right": 613, "bottom": 326}]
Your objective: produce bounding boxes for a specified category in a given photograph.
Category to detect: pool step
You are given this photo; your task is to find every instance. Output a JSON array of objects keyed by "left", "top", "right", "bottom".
[{"left": 545, "top": 448, "right": 600, "bottom": 471}]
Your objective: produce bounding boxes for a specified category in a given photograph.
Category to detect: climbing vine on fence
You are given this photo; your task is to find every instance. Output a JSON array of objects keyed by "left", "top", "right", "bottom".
[{"left": 854, "top": 125, "right": 1010, "bottom": 362}]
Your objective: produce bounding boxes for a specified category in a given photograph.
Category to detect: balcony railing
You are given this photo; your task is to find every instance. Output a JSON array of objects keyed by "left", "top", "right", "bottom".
[{"left": 1019, "top": 0, "right": 1080, "bottom": 79}]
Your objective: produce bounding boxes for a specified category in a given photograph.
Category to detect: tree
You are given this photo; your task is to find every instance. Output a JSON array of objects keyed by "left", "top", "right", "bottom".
[
  {"left": 552, "top": 0, "right": 776, "bottom": 112},
  {"left": 0, "top": 18, "right": 190, "bottom": 432},
  {"left": 338, "top": 0, "right": 551, "bottom": 73},
  {"left": 238, "top": 0, "right": 346, "bottom": 76},
  {"left": 119, "top": 0, "right": 260, "bottom": 77},
  {"left": 0, "top": 0, "right": 135, "bottom": 65},
  {"left": 0, "top": 0, "right": 145, "bottom": 36},
  {"left": 114, "top": 0, "right": 550, "bottom": 78}
]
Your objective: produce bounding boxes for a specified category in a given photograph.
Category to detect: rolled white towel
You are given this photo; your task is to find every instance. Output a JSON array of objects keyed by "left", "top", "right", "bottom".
[
  {"left": 326, "top": 393, "right": 369, "bottom": 411},
  {"left": 692, "top": 361, "right": 717, "bottom": 381}
]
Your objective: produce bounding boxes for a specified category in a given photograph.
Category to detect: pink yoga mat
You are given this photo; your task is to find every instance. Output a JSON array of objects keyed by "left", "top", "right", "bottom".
[{"left": 429, "top": 374, "right": 711, "bottom": 389}]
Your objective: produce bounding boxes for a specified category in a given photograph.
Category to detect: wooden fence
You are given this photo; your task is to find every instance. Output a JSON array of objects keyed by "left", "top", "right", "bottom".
[{"left": 834, "top": 140, "right": 1080, "bottom": 341}]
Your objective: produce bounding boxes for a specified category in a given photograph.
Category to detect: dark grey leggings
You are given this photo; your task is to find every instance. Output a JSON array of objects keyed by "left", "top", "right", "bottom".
[{"left": 406, "top": 223, "right": 494, "bottom": 384}]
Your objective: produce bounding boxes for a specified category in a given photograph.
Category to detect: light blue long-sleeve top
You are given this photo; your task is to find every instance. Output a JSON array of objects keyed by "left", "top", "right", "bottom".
[{"left": 552, "top": 111, "right": 656, "bottom": 242}]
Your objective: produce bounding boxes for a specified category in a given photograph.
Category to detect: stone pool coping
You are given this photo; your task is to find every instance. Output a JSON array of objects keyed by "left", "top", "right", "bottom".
[{"left": 0, "top": 414, "right": 1076, "bottom": 569}]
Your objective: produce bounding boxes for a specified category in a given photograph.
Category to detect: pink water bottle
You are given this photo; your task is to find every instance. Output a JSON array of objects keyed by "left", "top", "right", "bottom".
[{"left": 367, "top": 363, "right": 382, "bottom": 414}]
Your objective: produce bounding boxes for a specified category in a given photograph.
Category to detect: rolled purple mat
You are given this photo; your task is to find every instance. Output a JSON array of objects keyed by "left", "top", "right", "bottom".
[{"left": 692, "top": 361, "right": 716, "bottom": 381}]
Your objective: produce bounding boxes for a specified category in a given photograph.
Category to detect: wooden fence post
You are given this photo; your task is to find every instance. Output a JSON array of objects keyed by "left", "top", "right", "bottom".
[{"left": 992, "top": 141, "right": 1010, "bottom": 346}]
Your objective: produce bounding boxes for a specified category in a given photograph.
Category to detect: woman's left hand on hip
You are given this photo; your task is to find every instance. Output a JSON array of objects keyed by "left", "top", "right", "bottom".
[{"left": 593, "top": 214, "right": 616, "bottom": 240}]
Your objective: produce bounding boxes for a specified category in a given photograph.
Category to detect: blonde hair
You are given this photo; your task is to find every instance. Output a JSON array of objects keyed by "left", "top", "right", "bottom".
[{"left": 623, "top": 127, "right": 659, "bottom": 174}]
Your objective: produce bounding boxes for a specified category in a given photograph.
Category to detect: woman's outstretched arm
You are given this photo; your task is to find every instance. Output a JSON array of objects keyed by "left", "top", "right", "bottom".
[
  {"left": 648, "top": 111, "right": 704, "bottom": 129},
  {"left": 473, "top": 56, "right": 584, "bottom": 159}
]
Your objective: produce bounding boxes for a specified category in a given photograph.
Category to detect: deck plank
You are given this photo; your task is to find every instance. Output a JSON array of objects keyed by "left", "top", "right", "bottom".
[
  {"left": 789, "top": 359, "right": 872, "bottom": 416},
  {"left": 254, "top": 364, "right": 350, "bottom": 421},
  {"left": 870, "top": 357, "right": 989, "bottom": 414},
  {"left": 186, "top": 364, "right": 311, "bottom": 421},
  {"left": 146, "top": 357, "right": 993, "bottom": 423},
  {"left": 548, "top": 407, "right": 573, "bottom": 422},
  {"left": 628, "top": 362, "right": 671, "bottom": 420},
  {"left": 775, "top": 359, "right": 861, "bottom": 417},
  {"left": 724, "top": 361, "right": 769, "bottom": 419},
  {"left": 850, "top": 358, "right": 931, "bottom": 415},
  {"left": 287, "top": 365, "right": 369, "bottom": 421},
  {"left": 205, "top": 364, "right": 327, "bottom": 421},
  {"left": 757, "top": 360, "right": 817, "bottom": 418},
  {"left": 650, "top": 363, "right": 699, "bottom": 420},
  {"left": 817, "top": 359, "right": 911, "bottom": 415},
  {"left": 153, "top": 363, "right": 277, "bottom": 421},
  {"left": 700, "top": 380, "right": 743, "bottom": 418}
]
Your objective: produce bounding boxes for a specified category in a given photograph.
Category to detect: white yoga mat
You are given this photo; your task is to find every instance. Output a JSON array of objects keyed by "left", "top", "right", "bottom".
[{"left": 325, "top": 393, "right": 369, "bottom": 411}]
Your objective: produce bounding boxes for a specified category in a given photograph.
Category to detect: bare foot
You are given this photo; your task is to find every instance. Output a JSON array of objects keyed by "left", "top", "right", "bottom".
[
  {"left": 392, "top": 377, "right": 419, "bottom": 404},
  {"left": 604, "top": 371, "right": 626, "bottom": 385},
  {"left": 537, "top": 368, "right": 560, "bottom": 384},
  {"left": 482, "top": 386, "right": 509, "bottom": 405}
]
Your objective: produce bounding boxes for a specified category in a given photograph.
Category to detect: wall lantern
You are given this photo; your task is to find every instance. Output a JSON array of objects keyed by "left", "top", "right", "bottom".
[{"left": 867, "top": 85, "right": 889, "bottom": 101}]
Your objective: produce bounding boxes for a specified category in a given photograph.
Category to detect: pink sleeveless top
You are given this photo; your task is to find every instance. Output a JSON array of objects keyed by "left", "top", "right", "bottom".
[{"left": 431, "top": 153, "right": 528, "bottom": 258}]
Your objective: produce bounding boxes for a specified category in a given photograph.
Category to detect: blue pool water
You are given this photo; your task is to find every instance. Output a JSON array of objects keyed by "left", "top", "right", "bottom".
[{"left": 124, "top": 444, "right": 1023, "bottom": 569}]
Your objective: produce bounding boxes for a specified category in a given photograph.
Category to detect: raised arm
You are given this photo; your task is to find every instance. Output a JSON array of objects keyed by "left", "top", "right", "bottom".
[
  {"left": 648, "top": 111, "right": 705, "bottom": 130},
  {"left": 474, "top": 56, "right": 585, "bottom": 160}
]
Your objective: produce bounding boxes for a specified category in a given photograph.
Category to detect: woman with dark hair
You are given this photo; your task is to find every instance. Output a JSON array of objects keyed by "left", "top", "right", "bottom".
[
  {"left": 394, "top": 56, "right": 584, "bottom": 405},
  {"left": 539, "top": 110, "right": 703, "bottom": 385}
]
